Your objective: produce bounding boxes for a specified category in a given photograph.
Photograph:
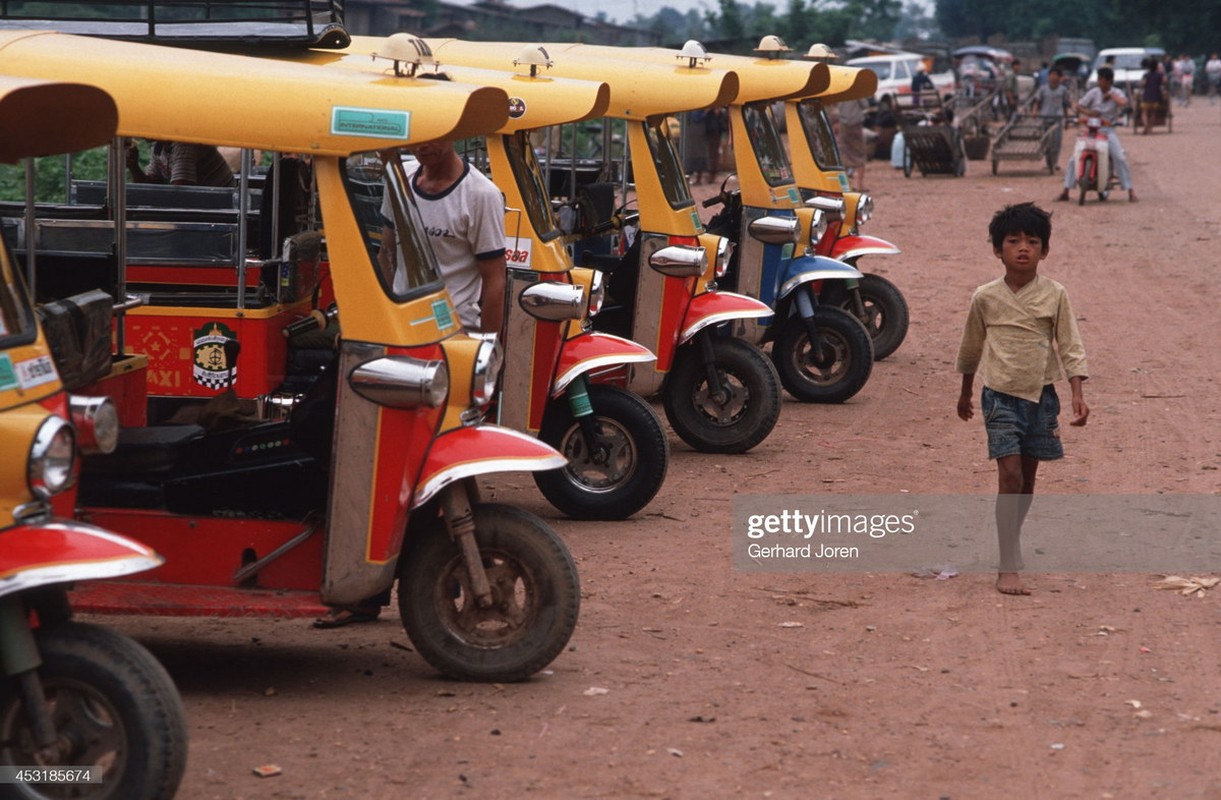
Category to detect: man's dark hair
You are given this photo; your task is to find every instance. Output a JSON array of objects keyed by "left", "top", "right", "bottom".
[
  {"left": 989, "top": 202, "right": 1052, "bottom": 249},
  {"left": 1048, "top": 67, "right": 1063, "bottom": 77},
  {"left": 1097, "top": 66, "right": 1114, "bottom": 82}
]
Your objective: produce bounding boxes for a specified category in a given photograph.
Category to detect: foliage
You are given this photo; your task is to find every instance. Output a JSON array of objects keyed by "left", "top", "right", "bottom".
[
  {"left": 0, "top": 148, "right": 111, "bottom": 204},
  {"left": 934, "top": 0, "right": 1221, "bottom": 55}
]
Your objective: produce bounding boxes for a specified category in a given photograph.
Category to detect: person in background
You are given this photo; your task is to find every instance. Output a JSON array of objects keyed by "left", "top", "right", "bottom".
[
  {"left": 127, "top": 140, "right": 235, "bottom": 187},
  {"left": 1029, "top": 67, "right": 1071, "bottom": 166},
  {"left": 1138, "top": 57, "right": 1167, "bottom": 135},
  {"left": 1056, "top": 66, "right": 1137, "bottom": 203}
]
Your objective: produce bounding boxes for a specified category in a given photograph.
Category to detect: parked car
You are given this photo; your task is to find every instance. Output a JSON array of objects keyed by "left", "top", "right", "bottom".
[{"left": 846, "top": 53, "right": 956, "bottom": 110}]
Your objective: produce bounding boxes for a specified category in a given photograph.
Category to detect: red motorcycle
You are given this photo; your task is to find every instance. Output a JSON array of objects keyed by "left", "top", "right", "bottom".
[{"left": 1070, "top": 117, "right": 1116, "bottom": 205}]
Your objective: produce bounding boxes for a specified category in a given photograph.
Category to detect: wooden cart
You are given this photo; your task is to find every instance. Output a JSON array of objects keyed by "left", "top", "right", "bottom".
[{"left": 990, "top": 115, "right": 1061, "bottom": 174}]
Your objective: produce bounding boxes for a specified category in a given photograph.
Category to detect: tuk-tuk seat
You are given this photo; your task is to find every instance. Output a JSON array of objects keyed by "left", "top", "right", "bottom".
[{"left": 82, "top": 423, "right": 207, "bottom": 477}]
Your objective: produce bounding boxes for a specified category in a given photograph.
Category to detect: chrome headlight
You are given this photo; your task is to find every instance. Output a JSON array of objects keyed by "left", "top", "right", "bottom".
[
  {"left": 29, "top": 417, "right": 75, "bottom": 498},
  {"left": 747, "top": 215, "right": 800, "bottom": 245},
  {"left": 648, "top": 245, "right": 707, "bottom": 277},
  {"left": 588, "top": 270, "right": 606, "bottom": 317},
  {"left": 471, "top": 334, "right": 503, "bottom": 406},
  {"left": 350, "top": 356, "right": 449, "bottom": 408},
  {"left": 714, "top": 237, "right": 732, "bottom": 278},
  {"left": 808, "top": 209, "right": 828, "bottom": 248},
  {"left": 70, "top": 395, "right": 119, "bottom": 455},
  {"left": 806, "top": 195, "right": 845, "bottom": 222},
  {"left": 857, "top": 194, "right": 874, "bottom": 225},
  {"left": 519, "top": 281, "right": 585, "bottom": 322}
]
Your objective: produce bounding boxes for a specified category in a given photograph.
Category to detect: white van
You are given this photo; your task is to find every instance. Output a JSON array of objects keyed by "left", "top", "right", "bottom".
[
  {"left": 846, "top": 52, "right": 956, "bottom": 109},
  {"left": 1088, "top": 47, "right": 1165, "bottom": 91}
]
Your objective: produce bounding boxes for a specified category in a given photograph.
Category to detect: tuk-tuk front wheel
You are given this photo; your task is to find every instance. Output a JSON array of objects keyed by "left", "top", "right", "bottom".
[
  {"left": 821, "top": 274, "right": 910, "bottom": 361},
  {"left": 0, "top": 622, "right": 188, "bottom": 800},
  {"left": 774, "top": 307, "right": 874, "bottom": 403},
  {"left": 535, "top": 384, "right": 669, "bottom": 520},
  {"left": 399, "top": 503, "right": 579, "bottom": 683},
  {"left": 663, "top": 336, "right": 781, "bottom": 454}
]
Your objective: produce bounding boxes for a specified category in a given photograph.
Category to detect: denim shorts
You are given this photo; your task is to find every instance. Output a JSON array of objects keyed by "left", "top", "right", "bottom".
[{"left": 982, "top": 385, "right": 1063, "bottom": 461}]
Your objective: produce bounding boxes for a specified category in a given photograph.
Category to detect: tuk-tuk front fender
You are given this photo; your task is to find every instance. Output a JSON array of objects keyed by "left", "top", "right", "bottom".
[
  {"left": 0, "top": 519, "right": 161, "bottom": 599},
  {"left": 777, "top": 255, "right": 864, "bottom": 300},
  {"left": 554, "top": 331, "right": 655, "bottom": 396},
  {"left": 415, "top": 425, "right": 567, "bottom": 508},
  {"left": 830, "top": 234, "right": 901, "bottom": 262},
  {"left": 679, "top": 291, "right": 774, "bottom": 344}
]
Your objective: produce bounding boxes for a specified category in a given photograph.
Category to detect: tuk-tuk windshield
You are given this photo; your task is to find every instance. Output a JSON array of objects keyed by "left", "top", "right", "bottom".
[
  {"left": 347, "top": 151, "right": 444, "bottom": 302},
  {"left": 502, "top": 132, "right": 562, "bottom": 242},
  {"left": 797, "top": 100, "right": 843, "bottom": 171},
  {"left": 742, "top": 102, "right": 794, "bottom": 187},
  {"left": 642, "top": 118, "right": 694, "bottom": 210},
  {"left": 0, "top": 243, "right": 36, "bottom": 346}
]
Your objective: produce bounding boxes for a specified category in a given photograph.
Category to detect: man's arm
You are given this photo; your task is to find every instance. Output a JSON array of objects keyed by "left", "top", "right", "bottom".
[{"left": 476, "top": 253, "right": 506, "bottom": 335}]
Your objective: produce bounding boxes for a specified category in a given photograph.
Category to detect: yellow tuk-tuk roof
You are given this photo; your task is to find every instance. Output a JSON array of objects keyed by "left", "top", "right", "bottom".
[
  {"left": 811, "top": 66, "right": 878, "bottom": 104},
  {"left": 289, "top": 37, "right": 610, "bottom": 133},
  {"left": 0, "top": 31, "right": 509, "bottom": 155},
  {"left": 559, "top": 44, "right": 830, "bottom": 105},
  {"left": 0, "top": 76, "right": 117, "bottom": 162},
  {"left": 424, "top": 39, "right": 740, "bottom": 119}
]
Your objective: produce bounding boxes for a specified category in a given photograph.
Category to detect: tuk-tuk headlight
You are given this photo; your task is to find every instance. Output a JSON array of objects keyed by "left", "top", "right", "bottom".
[
  {"left": 350, "top": 356, "right": 449, "bottom": 409},
  {"left": 857, "top": 194, "right": 874, "bottom": 225},
  {"left": 714, "top": 237, "right": 732, "bottom": 278},
  {"left": 649, "top": 245, "right": 707, "bottom": 277},
  {"left": 588, "top": 270, "right": 606, "bottom": 317},
  {"left": 806, "top": 195, "right": 845, "bottom": 222},
  {"left": 471, "top": 334, "right": 503, "bottom": 406},
  {"left": 808, "top": 209, "right": 828, "bottom": 248},
  {"left": 29, "top": 417, "right": 75, "bottom": 498},
  {"left": 747, "top": 215, "right": 801, "bottom": 245},
  {"left": 519, "top": 281, "right": 585, "bottom": 322},
  {"left": 70, "top": 395, "right": 119, "bottom": 455}
]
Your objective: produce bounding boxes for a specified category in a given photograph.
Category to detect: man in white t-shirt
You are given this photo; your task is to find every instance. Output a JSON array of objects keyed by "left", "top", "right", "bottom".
[{"left": 378, "top": 141, "right": 507, "bottom": 334}]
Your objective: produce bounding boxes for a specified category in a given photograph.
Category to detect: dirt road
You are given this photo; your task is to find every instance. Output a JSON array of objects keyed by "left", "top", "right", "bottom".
[{"left": 102, "top": 101, "right": 1219, "bottom": 799}]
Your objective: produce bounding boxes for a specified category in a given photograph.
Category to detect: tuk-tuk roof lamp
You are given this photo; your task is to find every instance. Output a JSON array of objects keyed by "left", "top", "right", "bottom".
[
  {"left": 513, "top": 45, "right": 554, "bottom": 78},
  {"left": 754, "top": 35, "right": 792, "bottom": 60},
  {"left": 373, "top": 32, "right": 438, "bottom": 77},
  {"left": 677, "top": 40, "right": 712, "bottom": 69}
]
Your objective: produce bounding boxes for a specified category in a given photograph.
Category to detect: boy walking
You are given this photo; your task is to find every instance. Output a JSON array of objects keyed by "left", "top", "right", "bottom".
[{"left": 955, "top": 203, "right": 1089, "bottom": 595}]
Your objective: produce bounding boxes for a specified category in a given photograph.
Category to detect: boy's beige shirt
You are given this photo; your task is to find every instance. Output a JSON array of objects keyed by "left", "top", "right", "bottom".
[{"left": 956, "top": 274, "right": 1088, "bottom": 402}]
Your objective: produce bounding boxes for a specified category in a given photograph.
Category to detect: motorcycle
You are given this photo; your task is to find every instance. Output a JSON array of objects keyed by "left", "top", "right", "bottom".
[
  {"left": 428, "top": 39, "right": 784, "bottom": 455},
  {"left": 0, "top": 31, "right": 580, "bottom": 683},
  {"left": 0, "top": 75, "right": 187, "bottom": 800},
  {"left": 1070, "top": 116, "right": 1116, "bottom": 205}
]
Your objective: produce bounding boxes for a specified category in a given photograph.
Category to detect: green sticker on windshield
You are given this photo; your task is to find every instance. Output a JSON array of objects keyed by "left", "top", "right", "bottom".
[
  {"left": 691, "top": 210, "right": 704, "bottom": 232},
  {"left": 331, "top": 106, "right": 411, "bottom": 139}
]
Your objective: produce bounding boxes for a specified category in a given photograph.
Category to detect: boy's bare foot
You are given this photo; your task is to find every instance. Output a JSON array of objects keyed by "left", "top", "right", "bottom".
[
  {"left": 1054, "top": 189, "right": 1069, "bottom": 202},
  {"left": 996, "top": 572, "right": 1031, "bottom": 595}
]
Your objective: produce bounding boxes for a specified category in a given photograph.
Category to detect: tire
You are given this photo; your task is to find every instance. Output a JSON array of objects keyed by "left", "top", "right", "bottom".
[
  {"left": 398, "top": 503, "right": 579, "bottom": 683},
  {"left": 1078, "top": 184, "right": 1087, "bottom": 206},
  {"left": 902, "top": 147, "right": 913, "bottom": 178},
  {"left": 822, "top": 274, "right": 910, "bottom": 361},
  {"left": 534, "top": 384, "right": 669, "bottom": 520},
  {"left": 662, "top": 336, "right": 780, "bottom": 454},
  {"left": 773, "top": 306, "right": 874, "bottom": 403},
  {"left": 991, "top": 158, "right": 998, "bottom": 175},
  {"left": 0, "top": 622, "right": 187, "bottom": 800}
]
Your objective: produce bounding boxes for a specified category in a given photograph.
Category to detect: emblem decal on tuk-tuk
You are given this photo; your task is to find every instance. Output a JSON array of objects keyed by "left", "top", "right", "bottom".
[
  {"left": 13, "top": 354, "right": 58, "bottom": 390},
  {"left": 508, "top": 97, "right": 527, "bottom": 119},
  {"left": 193, "top": 322, "right": 238, "bottom": 389},
  {"left": 431, "top": 299, "right": 455, "bottom": 332},
  {"left": 690, "top": 211, "right": 704, "bottom": 233},
  {"left": 837, "top": 173, "right": 850, "bottom": 192},
  {"left": 331, "top": 106, "right": 411, "bottom": 139}
]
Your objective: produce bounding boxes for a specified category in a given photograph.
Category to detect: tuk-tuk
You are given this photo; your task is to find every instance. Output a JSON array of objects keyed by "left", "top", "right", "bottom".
[
  {"left": 262, "top": 34, "right": 669, "bottom": 521},
  {"left": 0, "top": 75, "right": 187, "bottom": 799},
  {"left": 426, "top": 39, "right": 784, "bottom": 455},
  {"left": 580, "top": 40, "right": 875, "bottom": 403},
  {"left": 783, "top": 61, "right": 911, "bottom": 360},
  {"left": 0, "top": 31, "right": 580, "bottom": 683}
]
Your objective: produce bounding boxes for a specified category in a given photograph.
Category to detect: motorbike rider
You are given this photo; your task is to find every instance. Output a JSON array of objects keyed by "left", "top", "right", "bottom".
[{"left": 1055, "top": 66, "right": 1137, "bottom": 203}]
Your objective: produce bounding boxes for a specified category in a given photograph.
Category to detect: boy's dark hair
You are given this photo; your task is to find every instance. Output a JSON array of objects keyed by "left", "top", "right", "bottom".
[
  {"left": 1097, "top": 66, "right": 1114, "bottom": 82},
  {"left": 1048, "top": 66, "right": 1063, "bottom": 77},
  {"left": 989, "top": 202, "right": 1052, "bottom": 249}
]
